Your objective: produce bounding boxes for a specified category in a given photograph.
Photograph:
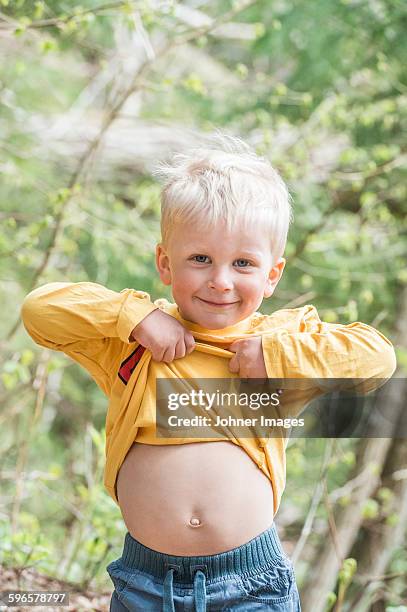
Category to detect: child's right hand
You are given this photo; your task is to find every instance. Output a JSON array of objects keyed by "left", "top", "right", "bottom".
[{"left": 130, "top": 309, "right": 195, "bottom": 363}]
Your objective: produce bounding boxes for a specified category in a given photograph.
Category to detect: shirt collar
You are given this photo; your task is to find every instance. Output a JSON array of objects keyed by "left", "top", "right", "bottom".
[{"left": 157, "top": 301, "right": 255, "bottom": 343}]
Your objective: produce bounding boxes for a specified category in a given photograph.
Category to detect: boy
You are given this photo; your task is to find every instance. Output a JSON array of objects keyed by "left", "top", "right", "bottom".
[{"left": 21, "top": 133, "right": 396, "bottom": 611}]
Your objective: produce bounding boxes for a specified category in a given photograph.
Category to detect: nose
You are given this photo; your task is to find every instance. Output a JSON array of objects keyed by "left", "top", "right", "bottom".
[{"left": 207, "top": 267, "right": 234, "bottom": 291}]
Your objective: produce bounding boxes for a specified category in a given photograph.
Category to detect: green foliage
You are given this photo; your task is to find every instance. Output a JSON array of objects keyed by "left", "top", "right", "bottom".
[
  {"left": 0, "top": 0, "right": 405, "bottom": 602},
  {"left": 324, "top": 591, "right": 337, "bottom": 612},
  {"left": 338, "top": 558, "right": 357, "bottom": 584},
  {"left": 336, "top": 558, "right": 358, "bottom": 608},
  {"left": 362, "top": 498, "right": 380, "bottom": 520}
]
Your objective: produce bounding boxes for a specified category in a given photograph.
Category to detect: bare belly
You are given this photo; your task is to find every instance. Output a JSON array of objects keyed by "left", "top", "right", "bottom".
[{"left": 116, "top": 441, "right": 274, "bottom": 555}]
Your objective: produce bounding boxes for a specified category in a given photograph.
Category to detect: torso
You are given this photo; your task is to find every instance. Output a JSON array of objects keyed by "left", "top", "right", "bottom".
[{"left": 116, "top": 440, "right": 274, "bottom": 555}]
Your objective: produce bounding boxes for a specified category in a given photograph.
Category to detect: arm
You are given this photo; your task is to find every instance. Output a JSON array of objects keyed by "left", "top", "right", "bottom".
[
  {"left": 261, "top": 306, "right": 397, "bottom": 392},
  {"left": 20, "top": 282, "right": 159, "bottom": 395}
]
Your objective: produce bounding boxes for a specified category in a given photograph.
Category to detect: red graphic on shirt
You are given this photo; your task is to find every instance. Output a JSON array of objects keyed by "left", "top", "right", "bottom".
[{"left": 118, "top": 345, "right": 146, "bottom": 385}]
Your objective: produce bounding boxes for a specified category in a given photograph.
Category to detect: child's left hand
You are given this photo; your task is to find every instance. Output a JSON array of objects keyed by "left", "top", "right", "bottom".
[{"left": 228, "top": 336, "right": 267, "bottom": 379}]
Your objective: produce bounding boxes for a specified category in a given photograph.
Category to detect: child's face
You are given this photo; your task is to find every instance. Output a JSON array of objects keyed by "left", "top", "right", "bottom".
[{"left": 156, "top": 219, "right": 285, "bottom": 330}]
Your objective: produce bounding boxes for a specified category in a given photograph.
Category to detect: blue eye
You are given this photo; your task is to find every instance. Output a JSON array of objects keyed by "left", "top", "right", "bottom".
[
  {"left": 193, "top": 255, "right": 210, "bottom": 263},
  {"left": 235, "top": 259, "right": 251, "bottom": 267}
]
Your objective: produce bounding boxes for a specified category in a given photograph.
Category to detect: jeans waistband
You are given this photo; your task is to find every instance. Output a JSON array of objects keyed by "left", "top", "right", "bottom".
[{"left": 120, "top": 522, "right": 285, "bottom": 585}]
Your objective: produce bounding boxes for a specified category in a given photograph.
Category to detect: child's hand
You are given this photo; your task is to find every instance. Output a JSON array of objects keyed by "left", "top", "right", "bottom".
[
  {"left": 130, "top": 309, "right": 195, "bottom": 363},
  {"left": 228, "top": 336, "right": 267, "bottom": 379}
]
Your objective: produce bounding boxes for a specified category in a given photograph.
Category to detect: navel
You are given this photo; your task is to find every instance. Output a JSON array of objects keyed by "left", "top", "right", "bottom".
[{"left": 189, "top": 516, "right": 202, "bottom": 527}]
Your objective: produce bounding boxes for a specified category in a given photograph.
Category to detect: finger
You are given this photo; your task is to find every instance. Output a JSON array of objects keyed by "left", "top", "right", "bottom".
[
  {"left": 185, "top": 334, "right": 195, "bottom": 354},
  {"left": 228, "top": 354, "right": 240, "bottom": 374},
  {"left": 228, "top": 339, "right": 241, "bottom": 353},
  {"left": 151, "top": 348, "right": 165, "bottom": 362},
  {"left": 174, "top": 338, "right": 186, "bottom": 360},
  {"left": 162, "top": 346, "right": 176, "bottom": 363},
  {"left": 150, "top": 344, "right": 165, "bottom": 361}
]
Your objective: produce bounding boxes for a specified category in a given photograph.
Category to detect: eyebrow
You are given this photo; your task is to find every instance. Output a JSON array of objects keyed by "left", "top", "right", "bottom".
[
  {"left": 187, "top": 248, "right": 263, "bottom": 259},
  {"left": 237, "top": 251, "right": 263, "bottom": 259}
]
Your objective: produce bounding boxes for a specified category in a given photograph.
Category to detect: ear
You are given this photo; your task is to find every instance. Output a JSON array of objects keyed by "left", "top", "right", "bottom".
[
  {"left": 156, "top": 243, "right": 172, "bottom": 286},
  {"left": 264, "top": 257, "right": 285, "bottom": 298}
]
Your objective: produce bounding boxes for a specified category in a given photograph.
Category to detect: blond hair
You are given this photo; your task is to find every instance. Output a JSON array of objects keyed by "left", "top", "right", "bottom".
[{"left": 153, "top": 131, "right": 293, "bottom": 264}]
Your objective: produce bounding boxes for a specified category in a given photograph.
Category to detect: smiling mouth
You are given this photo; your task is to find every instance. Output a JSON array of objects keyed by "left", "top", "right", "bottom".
[{"left": 197, "top": 297, "right": 239, "bottom": 307}]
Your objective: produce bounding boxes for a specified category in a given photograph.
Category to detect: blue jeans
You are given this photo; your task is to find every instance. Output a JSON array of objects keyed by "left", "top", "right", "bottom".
[{"left": 106, "top": 523, "right": 301, "bottom": 611}]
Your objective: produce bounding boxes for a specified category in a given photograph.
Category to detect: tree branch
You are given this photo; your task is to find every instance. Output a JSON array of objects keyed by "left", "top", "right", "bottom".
[
  {"left": 0, "top": 1, "right": 139, "bottom": 30},
  {"left": 6, "top": 0, "right": 258, "bottom": 342}
]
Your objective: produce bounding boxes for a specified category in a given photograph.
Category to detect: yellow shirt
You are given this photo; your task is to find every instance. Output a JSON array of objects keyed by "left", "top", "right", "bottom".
[{"left": 21, "top": 282, "right": 397, "bottom": 516}]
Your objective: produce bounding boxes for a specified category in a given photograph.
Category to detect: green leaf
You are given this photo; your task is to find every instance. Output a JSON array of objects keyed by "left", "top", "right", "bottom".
[
  {"left": 395, "top": 347, "right": 407, "bottom": 372},
  {"left": 359, "top": 289, "right": 373, "bottom": 304},
  {"left": 254, "top": 23, "right": 266, "bottom": 38},
  {"left": 339, "top": 495, "right": 351, "bottom": 507},
  {"left": 362, "top": 498, "right": 380, "bottom": 519},
  {"left": 236, "top": 63, "right": 248, "bottom": 79},
  {"left": 40, "top": 39, "right": 58, "bottom": 54},
  {"left": 196, "top": 36, "right": 208, "bottom": 48},
  {"left": 88, "top": 424, "right": 105, "bottom": 452},
  {"left": 275, "top": 83, "right": 287, "bottom": 96},
  {"left": 120, "top": 0, "right": 134, "bottom": 15},
  {"left": 182, "top": 73, "right": 207, "bottom": 95},
  {"left": 1, "top": 372, "right": 17, "bottom": 390},
  {"left": 338, "top": 558, "right": 357, "bottom": 585},
  {"left": 325, "top": 591, "right": 337, "bottom": 611},
  {"left": 385, "top": 513, "right": 399, "bottom": 527},
  {"left": 396, "top": 270, "right": 407, "bottom": 284},
  {"left": 302, "top": 92, "right": 313, "bottom": 106},
  {"left": 346, "top": 299, "right": 358, "bottom": 321},
  {"left": 34, "top": 1, "right": 44, "bottom": 19},
  {"left": 342, "top": 451, "right": 355, "bottom": 466},
  {"left": 323, "top": 310, "right": 338, "bottom": 323},
  {"left": 300, "top": 274, "right": 313, "bottom": 289},
  {"left": 377, "top": 487, "right": 393, "bottom": 503},
  {"left": 14, "top": 26, "right": 26, "bottom": 36},
  {"left": 48, "top": 463, "right": 63, "bottom": 478}
]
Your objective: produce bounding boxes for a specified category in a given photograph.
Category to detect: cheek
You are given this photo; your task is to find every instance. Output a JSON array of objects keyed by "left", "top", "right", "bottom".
[
  {"left": 238, "top": 274, "right": 268, "bottom": 300},
  {"left": 172, "top": 268, "right": 201, "bottom": 296}
]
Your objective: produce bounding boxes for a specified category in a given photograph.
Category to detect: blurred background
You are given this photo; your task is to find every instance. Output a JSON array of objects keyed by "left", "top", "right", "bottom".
[{"left": 0, "top": 1, "right": 406, "bottom": 610}]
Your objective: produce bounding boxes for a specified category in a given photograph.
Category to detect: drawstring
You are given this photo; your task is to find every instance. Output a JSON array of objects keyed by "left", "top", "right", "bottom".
[
  {"left": 193, "top": 570, "right": 207, "bottom": 612},
  {"left": 163, "top": 568, "right": 207, "bottom": 612},
  {"left": 163, "top": 568, "right": 175, "bottom": 612}
]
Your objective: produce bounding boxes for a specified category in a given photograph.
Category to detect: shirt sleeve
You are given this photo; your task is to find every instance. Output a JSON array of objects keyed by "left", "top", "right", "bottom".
[
  {"left": 261, "top": 305, "right": 397, "bottom": 394},
  {"left": 20, "top": 282, "right": 159, "bottom": 396}
]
